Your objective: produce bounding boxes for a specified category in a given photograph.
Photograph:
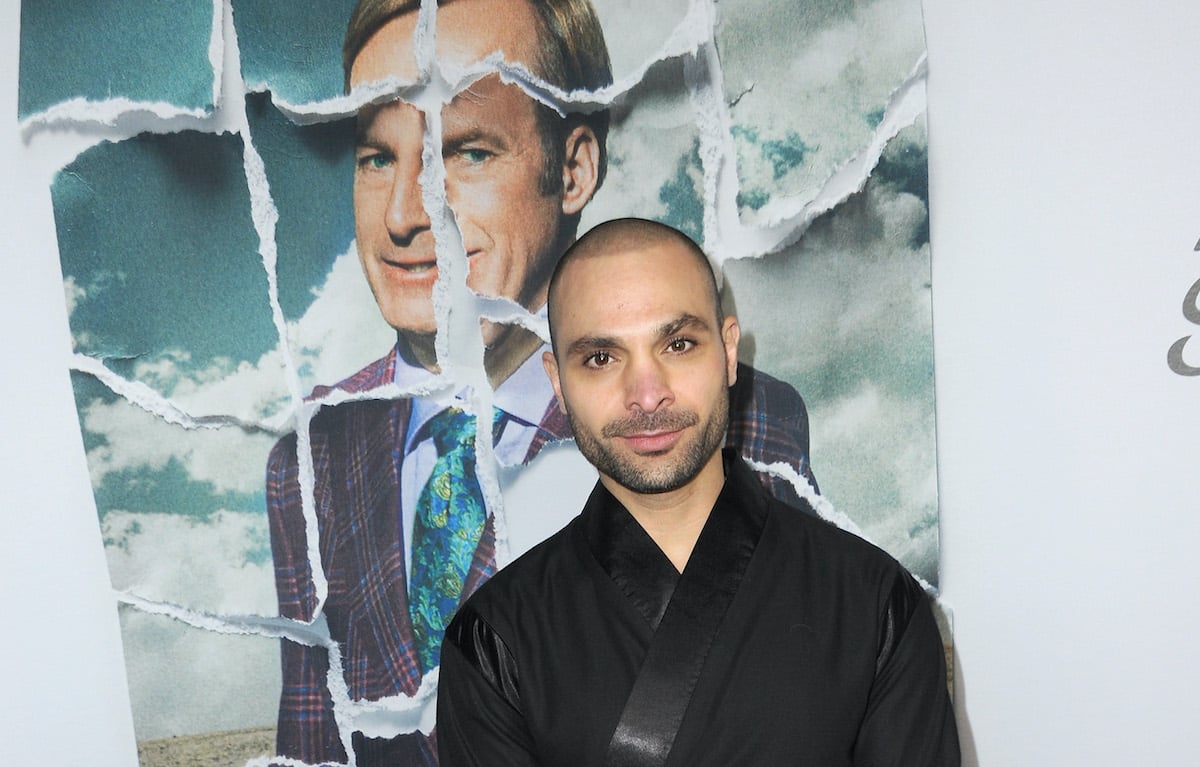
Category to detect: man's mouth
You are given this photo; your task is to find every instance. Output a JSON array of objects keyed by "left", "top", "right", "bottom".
[
  {"left": 619, "top": 429, "right": 685, "bottom": 454},
  {"left": 603, "top": 410, "right": 699, "bottom": 455},
  {"left": 604, "top": 410, "right": 698, "bottom": 439},
  {"left": 383, "top": 257, "right": 437, "bottom": 274},
  {"left": 381, "top": 247, "right": 483, "bottom": 275}
]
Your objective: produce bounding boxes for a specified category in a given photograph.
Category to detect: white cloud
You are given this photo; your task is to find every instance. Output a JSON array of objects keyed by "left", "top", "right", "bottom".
[
  {"left": 582, "top": 64, "right": 700, "bottom": 231},
  {"left": 287, "top": 244, "right": 396, "bottom": 394},
  {"left": 121, "top": 607, "right": 279, "bottom": 741},
  {"left": 89, "top": 244, "right": 390, "bottom": 427},
  {"left": 104, "top": 509, "right": 276, "bottom": 615},
  {"left": 81, "top": 395, "right": 276, "bottom": 496},
  {"left": 720, "top": 0, "right": 925, "bottom": 209},
  {"left": 133, "top": 347, "right": 291, "bottom": 423},
  {"left": 728, "top": 170, "right": 931, "bottom": 381},
  {"left": 78, "top": 242, "right": 393, "bottom": 491},
  {"left": 592, "top": 0, "right": 692, "bottom": 81},
  {"left": 810, "top": 381, "right": 939, "bottom": 582},
  {"left": 723, "top": 153, "right": 937, "bottom": 582},
  {"left": 63, "top": 274, "right": 86, "bottom": 317}
]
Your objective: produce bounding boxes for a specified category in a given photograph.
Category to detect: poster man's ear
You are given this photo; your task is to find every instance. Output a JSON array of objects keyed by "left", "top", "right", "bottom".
[{"left": 561, "top": 124, "right": 600, "bottom": 216}]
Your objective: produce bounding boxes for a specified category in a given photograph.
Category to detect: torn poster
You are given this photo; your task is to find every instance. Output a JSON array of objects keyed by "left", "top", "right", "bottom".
[{"left": 19, "top": 0, "right": 936, "bottom": 763}]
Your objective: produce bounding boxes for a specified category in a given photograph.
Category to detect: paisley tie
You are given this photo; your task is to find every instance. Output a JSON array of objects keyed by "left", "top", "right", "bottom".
[{"left": 409, "top": 406, "right": 495, "bottom": 672}]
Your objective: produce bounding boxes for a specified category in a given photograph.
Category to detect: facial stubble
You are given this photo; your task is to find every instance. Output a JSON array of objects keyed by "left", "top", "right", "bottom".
[{"left": 567, "top": 387, "right": 729, "bottom": 495}]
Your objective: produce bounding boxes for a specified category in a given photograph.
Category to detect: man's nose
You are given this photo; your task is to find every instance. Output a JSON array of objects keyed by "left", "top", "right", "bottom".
[
  {"left": 625, "top": 355, "right": 674, "bottom": 414},
  {"left": 384, "top": 150, "right": 431, "bottom": 245}
]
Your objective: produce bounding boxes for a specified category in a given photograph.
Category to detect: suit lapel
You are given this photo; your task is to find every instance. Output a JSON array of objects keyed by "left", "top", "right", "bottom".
[
  {"left": 328, "top": 396, "right": 425, "bottom": 698},
  {"left": 333, "top": 356, "right": 553, "bottom": 695},
  {"left": 523, "top": 394, "right": 573, "bottom": 464}
]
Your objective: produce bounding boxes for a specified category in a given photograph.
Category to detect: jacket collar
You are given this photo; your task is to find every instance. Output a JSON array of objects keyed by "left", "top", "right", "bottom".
[{"left": 580, "top": 449, "right": 769, "bottom": 631}]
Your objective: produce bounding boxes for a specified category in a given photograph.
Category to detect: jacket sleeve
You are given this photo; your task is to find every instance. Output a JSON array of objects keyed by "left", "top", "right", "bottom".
[
  {"left": 852, "top": 570, "right": 960, "bottom": 767},
  {"left": 267, "top": 433, "right": 348, "bottom": 764},
  {"left": 438, "top": 602, "right": 540, "bottom": 766}
]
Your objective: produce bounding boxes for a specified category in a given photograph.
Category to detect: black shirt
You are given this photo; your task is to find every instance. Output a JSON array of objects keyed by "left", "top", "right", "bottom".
[{"left": 439, "top": 451, "right": 959, "bottom": 766}]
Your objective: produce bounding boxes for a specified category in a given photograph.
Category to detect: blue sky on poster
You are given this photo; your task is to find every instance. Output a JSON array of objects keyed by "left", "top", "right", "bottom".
[
  {"left": 232, "top": 0, "right": 359, "bottom": 104},
  {"left": 18, "top": 0, "right": 218, "bottom": 120},
  {"left": 23, "top": 0, "right": 935, "bottom": 740},
  {"left": 53, "top": 132, "right": 274, "bottom": 372}
]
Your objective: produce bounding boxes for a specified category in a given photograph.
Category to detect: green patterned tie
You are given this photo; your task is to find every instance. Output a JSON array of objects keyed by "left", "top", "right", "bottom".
[{"left": 409, "top": 406, "right": 494, "bottom": 672}]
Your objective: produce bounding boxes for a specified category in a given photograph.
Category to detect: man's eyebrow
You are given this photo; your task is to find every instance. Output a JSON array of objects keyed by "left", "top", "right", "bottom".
[
  {"left": 355, "top": 132, "right": 385, "bottom": 149},
  {"left": 565, "top": 335, "right": 619, "bottom": 357},
  {"left": 658, "top": 314, "right": 712, "bottom": 338},
  {"left": 354, "top": 103, "right": 385, "bottom": 144},
  {"left": 355, "top": 117, "right": 387, "bottom": 147},
  {"left": 442, "top": 118, "right": 511, "bottom": 153},
  {"left": 442, "top": 128, "right": 487, "bottom": 152},
  {"left": 561, "top": 315, "right": 712, "bottom": 358}
]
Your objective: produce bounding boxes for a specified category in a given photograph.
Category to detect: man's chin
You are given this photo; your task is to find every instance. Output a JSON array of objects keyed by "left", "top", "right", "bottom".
[
  {"left": 595, "top": 450, "right": 695, "bottom": 495},
  {"left": 609, "top": 468, "right": 692, "bottom": 496},
  {"left": 388, "top": 321, "right": 437, "bottom": 338},
  {"left": 373, "top": 293, "right": 436, "bottom": 337},
  {"left": 479, "top": 324, "right": 546, "bottom": 381}
]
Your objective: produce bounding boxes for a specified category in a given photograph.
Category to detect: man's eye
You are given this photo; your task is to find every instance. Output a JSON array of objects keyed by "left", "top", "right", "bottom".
[
  {"left": 458, "top": 147, "right": 492, "bottom": 164},
  {"left": 666, "top": 338, "right": 695, "bottom": 353},
  {"left": 584, "top": 351, "right": 612, "bottom": 368},
  {"left": 356, "top": 152, "right": 391, "bottom": 171}
]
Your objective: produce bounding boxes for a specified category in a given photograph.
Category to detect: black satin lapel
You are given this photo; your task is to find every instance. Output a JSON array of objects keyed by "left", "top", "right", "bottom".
[
  {"left": 604, "top": 451, "right": 768, "bottom": 767},
  {"left": 582, "top": 483, "right": 680, "bottom": 630}
]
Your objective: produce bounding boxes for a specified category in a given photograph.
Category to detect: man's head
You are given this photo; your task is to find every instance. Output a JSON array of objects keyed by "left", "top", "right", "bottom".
[
  {"left": 542, "top": 219, "right": 741, "bottom": 495},
  {"left": 344, "top": 0, "right": 613, "bottom": 378}
]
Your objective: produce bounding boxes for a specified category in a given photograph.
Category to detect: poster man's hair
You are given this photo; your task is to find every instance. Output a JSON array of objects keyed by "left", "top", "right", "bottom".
[{"left": 343, "top": 0, "right": 613, "bottom": 194}]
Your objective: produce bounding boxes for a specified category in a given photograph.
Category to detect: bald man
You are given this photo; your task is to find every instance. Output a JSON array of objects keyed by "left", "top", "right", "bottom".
[{"left": 437, "top": 219, "right": 958, "bottom": 766}]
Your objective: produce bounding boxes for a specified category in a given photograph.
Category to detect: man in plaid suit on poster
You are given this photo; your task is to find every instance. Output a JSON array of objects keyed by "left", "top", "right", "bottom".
[{"left": 266, "top": 0, "right": 818, "bottom": 764}]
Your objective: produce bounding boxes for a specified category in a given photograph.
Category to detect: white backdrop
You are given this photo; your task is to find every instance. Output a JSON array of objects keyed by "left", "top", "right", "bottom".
[
  {"left": 4, "top": 2, "right": 1200, "bottom": 765},
  {"left": 926, "top": 1, "right": 1200, "bottom": 764}
]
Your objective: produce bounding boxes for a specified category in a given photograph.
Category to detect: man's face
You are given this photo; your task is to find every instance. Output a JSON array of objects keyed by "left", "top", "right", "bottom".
[
  {"left": 350, "top": 0, "right": 585, "bottom": 341},
  {"left": 543, "top": 244, "right": 741, "bottom": 495}
]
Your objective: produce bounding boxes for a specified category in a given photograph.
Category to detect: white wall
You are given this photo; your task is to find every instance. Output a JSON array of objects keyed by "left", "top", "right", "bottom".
[
  {"left": 4, "top": 2, "right": 1200, "bottom": 764},
  {"left": 0, "top": 3, "right": 138, "bottom": 763},
  {"left": 925, "top": 1, "right": 1200, "bottom": 763}
]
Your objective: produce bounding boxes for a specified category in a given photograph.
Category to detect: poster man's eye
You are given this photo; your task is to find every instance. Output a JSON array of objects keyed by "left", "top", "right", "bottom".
[{"left": 459, "top": 147, "right": 492, "bottom": 164}]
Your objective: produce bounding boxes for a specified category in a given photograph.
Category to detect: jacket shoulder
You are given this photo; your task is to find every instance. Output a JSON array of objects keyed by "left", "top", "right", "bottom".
[
  {"left": 729, "top": 362, "right": 806, "bottom": 417},
  {"left": 766, "top": 493, "right": 909, "bottom": 587},
  {"left": 308, "top": 349, "right": 397, "bottom": 400}
]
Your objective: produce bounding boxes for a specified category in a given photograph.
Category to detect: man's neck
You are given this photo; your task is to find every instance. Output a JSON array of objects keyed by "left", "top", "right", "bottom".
[{"left": 600, "top": 450, "right": 727, "bottom": 573}]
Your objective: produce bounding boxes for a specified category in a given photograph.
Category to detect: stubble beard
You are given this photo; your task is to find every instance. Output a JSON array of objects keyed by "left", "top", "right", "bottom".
[{"left": 568, "top": 392, "right": 730, "bottom": 495}]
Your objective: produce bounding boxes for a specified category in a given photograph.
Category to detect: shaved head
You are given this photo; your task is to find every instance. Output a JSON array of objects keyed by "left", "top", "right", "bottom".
[
  {"left": 547, "top": 219, "right": 724, "bottom": 354},
  {"left": 540, "top": 217, "right": 741, "bottom": 499}
]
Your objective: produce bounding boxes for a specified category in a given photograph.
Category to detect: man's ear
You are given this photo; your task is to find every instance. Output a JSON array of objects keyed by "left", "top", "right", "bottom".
[
  {"left": 542, "top": 350, "right": 568, "bottom": 414},
  {"left": 722, "top": 316, "right": 741, "bottom": 386},
  {"left": 561, "top": 124, "right": 600, "bottom": 216}
]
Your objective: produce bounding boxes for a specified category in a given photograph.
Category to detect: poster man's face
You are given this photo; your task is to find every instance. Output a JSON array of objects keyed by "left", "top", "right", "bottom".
[
  {"left": 544, "top": 244, "right": 741, "bottom": 494},
  {"left": 350, "top": 0, "right": 580, "bottom": 342}
]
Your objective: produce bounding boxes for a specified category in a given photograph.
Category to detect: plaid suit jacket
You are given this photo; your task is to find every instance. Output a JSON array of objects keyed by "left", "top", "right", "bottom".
[
  {"left": 267, "top": 348, "right": 570, "bottom": 765},
  {"left": 267, "top": 351, "right": 811, "bottom": 766},
  {"left": 727, "top": 361, "right": 819, "bottom": 502}
]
